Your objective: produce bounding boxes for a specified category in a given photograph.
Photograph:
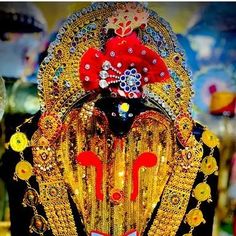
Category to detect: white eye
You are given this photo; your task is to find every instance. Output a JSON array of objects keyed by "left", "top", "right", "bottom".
[
  {"left": 128, "top": 113, "right": 133, "bottom": 117},
  {"left": 111, "top": 112, "right": 116, "bottom": 117}
]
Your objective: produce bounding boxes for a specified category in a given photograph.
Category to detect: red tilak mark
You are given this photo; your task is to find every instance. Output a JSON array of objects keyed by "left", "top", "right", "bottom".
[
  {"left": 131, "top": 152, "right": 158, "bottom": 201},
  {"left": 76, "top": 151, "right": 104, "bottom": 201}
]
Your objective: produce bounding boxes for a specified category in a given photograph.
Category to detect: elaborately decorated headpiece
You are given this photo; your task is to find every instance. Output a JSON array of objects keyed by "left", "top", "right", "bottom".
[
  {"left": 37, "top": 2, "right": 194, "bottom": 146},
  {"left": 9, "top": 3, "right": 219, "bottom": 236},
  {"left": 79, "top": 32, "right": 169, "bottom": 98},
  {"left": 38, "top": 3, "right": 192, "bottom": 116}
]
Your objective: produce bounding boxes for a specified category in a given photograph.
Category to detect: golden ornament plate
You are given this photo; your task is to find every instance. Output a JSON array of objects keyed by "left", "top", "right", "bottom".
[
  {"left": 193, "top": 182, "right": 211, "bottom": 202},
  {"left": 15, "top": 160, "right": 33, "bottom": 181},
  {"left": 10, "top": 132, "right": 28, "bottom": 152},
  {"left": 201, "top": 130, "right": 219, "bottom": 148}
]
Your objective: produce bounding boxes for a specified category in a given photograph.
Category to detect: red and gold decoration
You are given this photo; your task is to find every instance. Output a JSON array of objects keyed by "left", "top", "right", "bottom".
[
  {"left": 79, "top": 32, "right": 169, "bottom": 98},
  {"left": 174, "top": 112, "right": 194, "bottom": 147},
  {"left": 8, "top": 3, "right": 219, "bottom": 236},
  {"left": 106, "top": 3, "right": 149, "bottom": 37}
]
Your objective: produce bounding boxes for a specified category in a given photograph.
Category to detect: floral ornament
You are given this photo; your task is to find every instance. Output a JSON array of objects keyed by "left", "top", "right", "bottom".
[
  {"left": 79, "top": 32, "right": 170, "bottom": 98},
  {"left": 38, "top": 112, "right": 62, "bottom": 142},
  {"left": 174, "top": 112, "right": 194, "bottom": 147},
  {"left": 106, "top": 3, "right": 149, "bottom": 37}
]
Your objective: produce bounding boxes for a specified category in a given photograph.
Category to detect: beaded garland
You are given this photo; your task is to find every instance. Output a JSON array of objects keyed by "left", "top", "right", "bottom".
[{"left": 8, "top": 3, "right": 219, "bottom": 236}]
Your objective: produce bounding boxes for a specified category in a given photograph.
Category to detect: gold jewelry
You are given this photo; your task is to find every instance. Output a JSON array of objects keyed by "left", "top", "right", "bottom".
[
  {"left": 148, "top": 135, "right": 204, "bottom": 236},
  {"left": 8, "top": 3, "right": 219, "bottom": 236},
  {"left": 31, "top": 131, "right": 78, "bottom": 236},
  {"left": 9, "top": 118, "right": 49, "bottom": 236},
  {"left": 60, "top": 108, "right": 173, "bottom": 235},
  {"left": 183, "top": 128, "right": 219, "bottom": 235}
]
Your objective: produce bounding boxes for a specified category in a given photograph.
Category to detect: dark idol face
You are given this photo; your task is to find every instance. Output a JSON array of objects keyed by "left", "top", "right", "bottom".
[{"left": 95, "top": 97, "right": 148, "bottom": 136}]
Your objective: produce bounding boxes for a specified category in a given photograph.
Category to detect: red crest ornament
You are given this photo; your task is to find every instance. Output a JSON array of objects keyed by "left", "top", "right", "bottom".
[{"left": 79, "top": 32, "right": 169, "bottom": 98}]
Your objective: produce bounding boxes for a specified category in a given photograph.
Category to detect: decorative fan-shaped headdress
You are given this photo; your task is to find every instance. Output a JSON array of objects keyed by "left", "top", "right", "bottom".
[{"left": 38, "top": 2, "right": 192, "bottom": 123}]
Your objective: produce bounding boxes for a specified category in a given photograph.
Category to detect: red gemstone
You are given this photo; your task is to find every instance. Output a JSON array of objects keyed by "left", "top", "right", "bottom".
[
  {"left": 112, "top": 192, "right": 121, "bottom": 200},
  {"left": 56, "top": 49, "right": 62, "bottom": 59}
]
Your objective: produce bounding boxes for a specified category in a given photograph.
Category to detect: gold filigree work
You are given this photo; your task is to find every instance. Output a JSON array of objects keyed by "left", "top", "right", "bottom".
[
  {"left": 8, "top": 3, "right": 219, "bottom": 236},
  {"left": 60, "top": 109, "right": 174, "bottom": 235}
]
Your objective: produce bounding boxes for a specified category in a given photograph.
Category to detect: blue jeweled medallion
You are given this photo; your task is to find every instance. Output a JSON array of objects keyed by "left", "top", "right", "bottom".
[{"left": 119, "top": 68, "right": 142, "bottom": 94}]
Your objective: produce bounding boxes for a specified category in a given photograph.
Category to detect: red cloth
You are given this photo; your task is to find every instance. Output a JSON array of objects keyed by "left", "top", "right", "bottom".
[{"left": 79, "top": 32, "right": 169, "bottom": 98}]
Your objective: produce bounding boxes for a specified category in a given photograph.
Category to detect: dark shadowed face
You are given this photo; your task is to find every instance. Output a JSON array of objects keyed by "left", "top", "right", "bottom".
[{"left": 95, "top": 97, "right": 148, "bottom": 136}]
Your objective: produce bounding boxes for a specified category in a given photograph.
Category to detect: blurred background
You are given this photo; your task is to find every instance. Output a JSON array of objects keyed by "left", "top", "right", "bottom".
[{"left": 0, "top": 2, "right": 235, "bottom": 236}]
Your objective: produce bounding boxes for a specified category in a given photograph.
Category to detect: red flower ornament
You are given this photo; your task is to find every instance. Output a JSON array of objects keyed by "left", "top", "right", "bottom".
[{"left": 79, "top": 32, "right": 169, "bottom": 98}]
